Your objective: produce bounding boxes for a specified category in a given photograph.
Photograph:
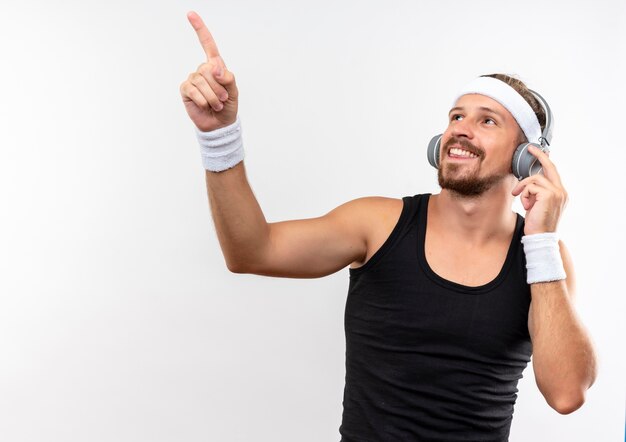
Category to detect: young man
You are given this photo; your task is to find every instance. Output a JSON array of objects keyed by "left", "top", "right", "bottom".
[{"left": 180, "top": 11, "right": 597, "bottom": 441}]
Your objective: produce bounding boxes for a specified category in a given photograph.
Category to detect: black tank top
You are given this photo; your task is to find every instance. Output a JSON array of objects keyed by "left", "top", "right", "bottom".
[{"left": 339, "top": 194, "right": 532, "bottom": 442}]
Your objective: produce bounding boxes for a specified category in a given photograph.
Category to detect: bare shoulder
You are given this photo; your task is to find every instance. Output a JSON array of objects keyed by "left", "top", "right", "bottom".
[
  {"left": 333, "top": 197, "right": 403, "bottom": 268},
  {"left": 331, "top": 196, "right": 403, "bottom": 226}
]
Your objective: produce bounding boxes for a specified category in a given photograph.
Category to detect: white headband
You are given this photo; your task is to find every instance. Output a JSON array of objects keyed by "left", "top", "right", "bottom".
[{"left": 452, "top": 77, "right": 541, "bottom": 143}]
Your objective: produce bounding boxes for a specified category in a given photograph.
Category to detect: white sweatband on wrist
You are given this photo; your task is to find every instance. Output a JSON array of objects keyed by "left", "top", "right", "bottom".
[
  {"left": 521, "top": 232, "right": 566, "bottom": 284},
  {"left": 195, "top": 116, "right": 244, "bottom": 172},
  {"left": 452, "top": 76, "right": 541, "bottom": 143}
]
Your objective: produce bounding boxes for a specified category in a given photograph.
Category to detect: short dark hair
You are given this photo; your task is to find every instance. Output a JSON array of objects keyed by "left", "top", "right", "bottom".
[{"left": 480, "top": 73, "right": 546, "bottom": 135}]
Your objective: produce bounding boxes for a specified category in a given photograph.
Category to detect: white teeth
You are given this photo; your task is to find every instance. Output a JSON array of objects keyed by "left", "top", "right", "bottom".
[{"left": 450, "top": 147, "right": 478, "bottom": 158}]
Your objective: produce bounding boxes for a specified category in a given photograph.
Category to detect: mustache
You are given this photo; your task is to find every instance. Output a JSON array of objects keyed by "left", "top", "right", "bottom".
[{"left": 442, "top": 137, "right": 484, "bottom": 157}]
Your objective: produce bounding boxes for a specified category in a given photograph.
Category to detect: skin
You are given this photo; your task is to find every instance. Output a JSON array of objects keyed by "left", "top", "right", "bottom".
[{"left": 180, "top": 11, "right": 597, "bottom": 414}]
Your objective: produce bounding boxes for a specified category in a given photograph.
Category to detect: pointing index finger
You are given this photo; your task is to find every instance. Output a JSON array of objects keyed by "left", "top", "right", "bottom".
[{"left": 187, "top": 11, "right": 221, "bottom": 60}]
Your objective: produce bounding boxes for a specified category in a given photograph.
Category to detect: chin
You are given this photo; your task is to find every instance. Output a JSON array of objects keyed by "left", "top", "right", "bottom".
[{"left": 438, "top": 166, "right": 509, "bottom": 197}]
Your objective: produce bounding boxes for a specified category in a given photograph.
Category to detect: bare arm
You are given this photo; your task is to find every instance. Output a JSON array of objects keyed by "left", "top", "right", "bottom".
[
  {"left": 204, "top": 162, "right": 371, "bottom": 277},
  {"left": 181, "top": 11, "right": 371, "bottom": 278},
  {"left": 513, "top": 147, "right": 598, "bottom": 415},
  {"left": 203, "top": 163, "right": 269, "bottom": 273},
  {"left": 528, "top": 242, "right": 598, "bottom": 414}
]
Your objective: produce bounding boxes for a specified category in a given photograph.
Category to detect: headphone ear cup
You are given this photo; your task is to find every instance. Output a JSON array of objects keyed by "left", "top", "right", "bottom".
[
  {"left": 512, "top": 142, "right": 543, "bottom": 180},
  {"left": 427, "top": 134, "right": 443, "bottom": 169}
]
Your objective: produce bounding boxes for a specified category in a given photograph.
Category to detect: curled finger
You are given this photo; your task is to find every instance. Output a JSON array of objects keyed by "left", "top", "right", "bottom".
[
  {"left": 180, "top": 81, "right": 208, "bottom": 109},
  {"left": 198, "top": 62, "right": 230, "bottom": 103},
  {"left": 189, "top": 72, "right": 223, "bottom": 111},
  {"left": 520, "top": 183, "right": 542, "bottom": 210}
]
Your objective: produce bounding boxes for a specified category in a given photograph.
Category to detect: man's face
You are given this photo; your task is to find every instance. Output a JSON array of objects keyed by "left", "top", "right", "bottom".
[{"left": 438, "top": 94, "right": 523, "bottom": 196}]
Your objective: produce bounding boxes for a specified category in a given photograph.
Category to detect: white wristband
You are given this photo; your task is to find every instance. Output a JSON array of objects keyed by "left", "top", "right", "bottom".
[
  {"left": 521, "top": 232, "right": 567, "bottom": 284},
  {"left": 195, "top": 116, "right": 244, "bottom": 172}
]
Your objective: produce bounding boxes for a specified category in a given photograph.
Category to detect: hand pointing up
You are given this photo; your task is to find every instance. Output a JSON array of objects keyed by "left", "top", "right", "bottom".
[{"left": 180, "top": 11, "right": 239, "bottom": 132}]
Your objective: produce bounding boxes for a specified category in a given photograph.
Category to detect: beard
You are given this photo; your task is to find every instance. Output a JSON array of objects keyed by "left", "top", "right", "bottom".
[
  {"left": 437, "top": 137, "right": 508, "bottom": 197},
  {"left": 437, "top": 164, "right": 507, "bottom": 197}
]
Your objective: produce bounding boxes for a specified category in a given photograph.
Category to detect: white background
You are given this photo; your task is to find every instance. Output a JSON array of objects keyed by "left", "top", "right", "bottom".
[{"left": 1, "top": 0, "right": 624, "bottom": 440}]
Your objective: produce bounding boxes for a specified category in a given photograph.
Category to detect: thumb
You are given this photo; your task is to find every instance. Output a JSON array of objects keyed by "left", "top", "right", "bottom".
[{"left": 213, "top": 64, "right": 238, "bottom": 99}]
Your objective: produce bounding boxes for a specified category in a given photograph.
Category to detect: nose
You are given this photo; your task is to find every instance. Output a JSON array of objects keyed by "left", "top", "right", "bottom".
[{"left": 449, "top": 116, "right": 475, "bottom": 140}]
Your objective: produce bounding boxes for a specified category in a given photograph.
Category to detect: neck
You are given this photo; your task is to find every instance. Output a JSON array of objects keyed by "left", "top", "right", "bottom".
[{"left": 430, "top": 177, "right": 518, "bottom": 244}]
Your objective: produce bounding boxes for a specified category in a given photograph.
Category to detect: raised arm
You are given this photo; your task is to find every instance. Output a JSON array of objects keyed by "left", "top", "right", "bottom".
[
  {"left": 206, "top": 164, "right": 384, "bottom": 278},
  {"left": 513, "top": 146, "right": 598, "bottom": 414},
  {"left": 180, "top": 12, "right": 387, "bottom": 278}
]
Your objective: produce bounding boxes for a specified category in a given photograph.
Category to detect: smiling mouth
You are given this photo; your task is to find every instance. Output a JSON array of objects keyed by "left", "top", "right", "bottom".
[{"left": 448, "top": 147, "right": 479, "bottom": 159}]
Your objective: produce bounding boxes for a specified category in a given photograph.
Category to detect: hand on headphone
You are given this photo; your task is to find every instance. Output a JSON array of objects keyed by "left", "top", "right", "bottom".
[{"left": 511, "top": 146, "right": 568, "bottom": 235}]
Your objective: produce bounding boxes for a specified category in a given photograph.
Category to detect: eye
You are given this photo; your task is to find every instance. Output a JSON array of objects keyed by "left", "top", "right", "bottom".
[
  {"left": 451, "top": 114, "right": 463, "bottom": 122},
  {"left": 485, "top": 118, "right": 495, "bottom": 125}
]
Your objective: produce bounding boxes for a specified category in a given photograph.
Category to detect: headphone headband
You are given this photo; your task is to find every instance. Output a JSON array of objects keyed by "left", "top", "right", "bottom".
[{"left": 528, "top": 89, "right": 553, "bottom": 149}]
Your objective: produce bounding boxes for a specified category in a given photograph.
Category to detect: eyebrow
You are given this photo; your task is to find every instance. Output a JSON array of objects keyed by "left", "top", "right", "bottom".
[{"left": 448, "top": 106, "right": 505, "bottom": 120}]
